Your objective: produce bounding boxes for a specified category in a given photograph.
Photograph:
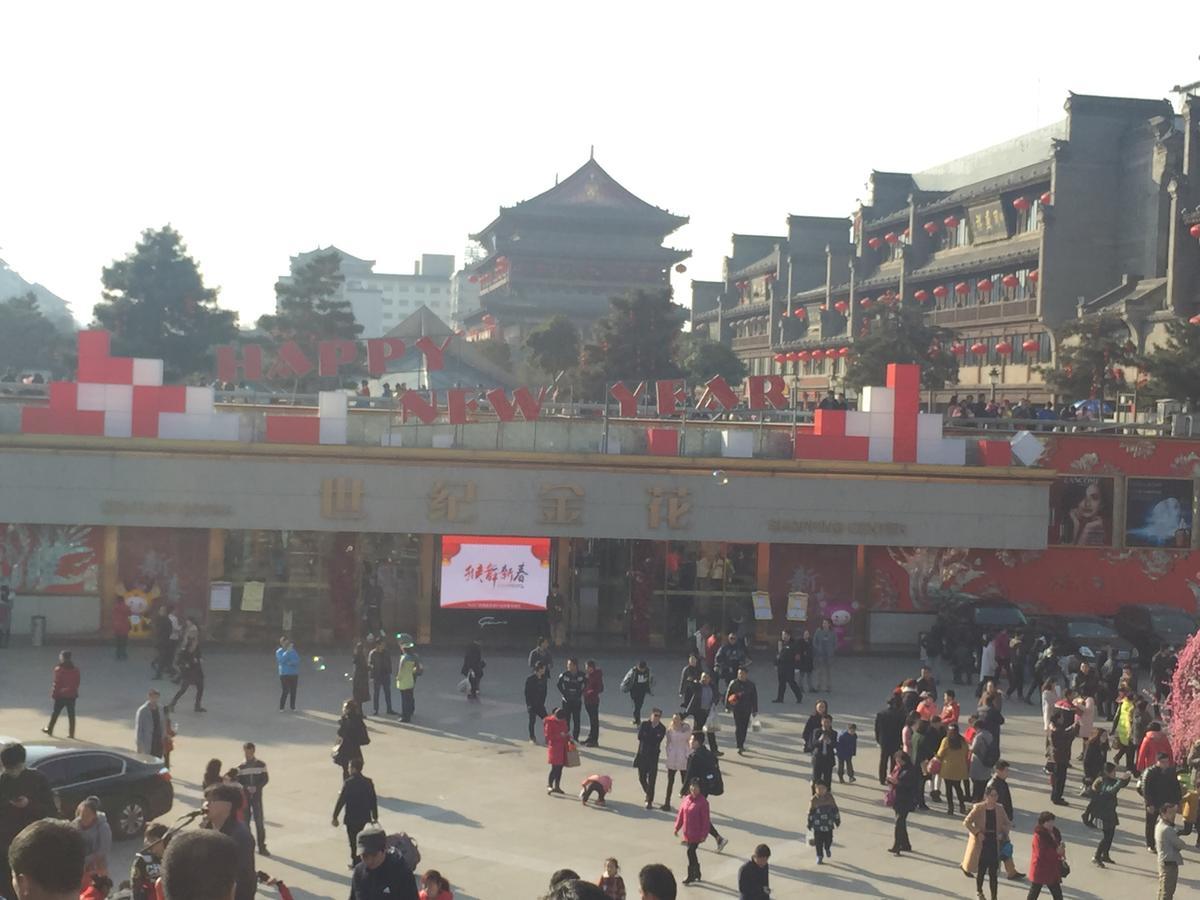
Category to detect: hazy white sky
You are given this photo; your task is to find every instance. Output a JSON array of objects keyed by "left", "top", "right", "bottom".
[{"left": 3, "top": 2, "right": 1197, "bottom": 327}]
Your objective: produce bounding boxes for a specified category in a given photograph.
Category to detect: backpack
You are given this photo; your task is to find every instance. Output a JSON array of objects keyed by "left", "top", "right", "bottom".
[
  {"left": 385, "top": 832, "right": 421, "bottom": 872},
  {"left": 620, "top": 668, "right": 635, "bottom": 693}
]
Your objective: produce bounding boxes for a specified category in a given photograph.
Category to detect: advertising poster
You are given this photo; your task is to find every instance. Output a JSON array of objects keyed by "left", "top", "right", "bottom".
[
  {"left": 1125, "top": 478, "right": 1194, "bottom": 548},
  {"left": 440, "top": 535, "right": 551, "bottom": 610},
  {"left": 1047, "top": 476, "right": 1114, "bottom": 546}
]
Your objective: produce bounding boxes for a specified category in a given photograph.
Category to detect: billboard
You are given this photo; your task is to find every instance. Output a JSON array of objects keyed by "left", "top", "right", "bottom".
[
  {"left": 440, "top": 535, "right": 551, "bottom": 610},
  {"left": 1125, "top": 478, "right": 1194, "bottom": 548},
  {"left": 1047, "top": 476, "right": 1114, "bottom": 546}
]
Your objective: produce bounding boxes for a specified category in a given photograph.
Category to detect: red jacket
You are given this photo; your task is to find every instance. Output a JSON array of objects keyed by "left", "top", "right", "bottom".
[
  {"left": 674, "top": 793, "right": 712, "bottom": 843},
  {"left": 111, "top": 602, "right": 131, "bottom": 637},
  {"left": 52, "top": 664, "right": 80, "bottom": 699},
  {"left": 1136, "top": 731, "right": 1172, "bottom": 773},
  {"left": 584, "top": 669, "right": 605, "bottom": 705},
  {"left": 1028, "top": 824, "right": 1062, "bottom": 885},
  {"left": 544, "top": 716, "right": 570, "bottom": 766}
]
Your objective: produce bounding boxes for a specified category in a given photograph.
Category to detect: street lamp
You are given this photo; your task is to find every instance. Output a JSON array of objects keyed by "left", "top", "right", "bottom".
[{"left": 988, "top": 366, "right": 1000, "bottom": 402}]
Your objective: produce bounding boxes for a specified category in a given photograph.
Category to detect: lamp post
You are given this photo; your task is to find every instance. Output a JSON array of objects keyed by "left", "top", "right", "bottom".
[{"left": 988, "top": 366, "right": 1000, "bottom": 402}]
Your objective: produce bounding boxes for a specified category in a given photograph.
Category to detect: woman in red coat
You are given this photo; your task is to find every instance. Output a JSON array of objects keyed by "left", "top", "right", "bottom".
[
  {"left": 544, "top": 708, "right": 570, "bottom": 795},
  {"left": 673, "top": 779, "right": 713, "bottom": 885},
  {"left": 44, "top": 649, "right": 81, "bottom": 738},
  {"left": 1027, "top": 811, "right": 1065, "bottom": 899}
]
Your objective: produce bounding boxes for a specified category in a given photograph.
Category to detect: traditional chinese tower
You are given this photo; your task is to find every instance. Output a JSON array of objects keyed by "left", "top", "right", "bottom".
[{"left": 463, "top": 156, "right": 689, "bottom": 344}]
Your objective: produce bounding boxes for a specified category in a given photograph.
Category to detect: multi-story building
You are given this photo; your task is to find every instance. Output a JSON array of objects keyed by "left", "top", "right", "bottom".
[
  {"left": 696, "top": 92, "right": 1186, "bottom": 405},
  {"left": 462, "top": 156, "right": 689, "bottom": 346},
  {"left": 282, "top": 248, "right": 456, "bottom": 338}
]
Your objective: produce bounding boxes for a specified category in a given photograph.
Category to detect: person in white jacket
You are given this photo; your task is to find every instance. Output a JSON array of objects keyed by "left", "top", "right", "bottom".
[
  {"left": 661, "top": 713, "right": 693, "bottom": 811},
  {"left": 977, "top": 635, "right": 998, "bottom": 698}
]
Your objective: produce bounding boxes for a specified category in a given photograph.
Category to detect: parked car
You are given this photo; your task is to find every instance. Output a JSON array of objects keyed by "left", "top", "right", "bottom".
[
  {"left": 1111, "top": 604, "right": 1198, "bottom": 663},
  {"left": 927, "top": 594, "right": 1029, "bottom": 657},
  {"left": 0, "top": 739, "right": 174, "bottom": 839},
  {"left": 1032, "top": 614, "right": 1139, "bottom": 665}
]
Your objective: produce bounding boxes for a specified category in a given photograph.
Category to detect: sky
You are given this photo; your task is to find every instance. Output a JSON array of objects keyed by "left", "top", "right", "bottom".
[{"left": 2, "top": 2, "right": 1199, "bottom": 328}]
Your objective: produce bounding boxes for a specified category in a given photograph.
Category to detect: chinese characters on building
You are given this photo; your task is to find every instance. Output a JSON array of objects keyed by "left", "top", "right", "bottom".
[{"left": 462, "top": 561, "right": 529, "bottom": 586}]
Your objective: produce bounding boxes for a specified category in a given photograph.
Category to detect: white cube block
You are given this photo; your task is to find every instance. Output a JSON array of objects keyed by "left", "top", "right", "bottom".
[
  {"left": 917, "top": 413, "right": 943, "bottom": 441},
  {"left": 860, "top": 386, "right": 894, "bottom": 413},
  {"left": 208, "top": 414, "right": 241, "bottom": 441},
  {"left": 868, "top": 436, "right": 893, "bottom": 462},
  {"left": 319, "top": 418, "right": 347, "bottom": 445},
  {"left": 844, "top": 411, "right": 872, "bottom": 437},
  {"left": 132, "top": 358, "right": 163, "bottom": 386},
  {"left": 432, "top": 434, "right": 455, "bottom": 449},
  {"left": 185, "top": 386, "right": 215, "bottom": 415},
  {"left": 157, "top": 412, "right": 190, "bottom": 439},
  {"left": 868, "top": 411, "right": 894, "bottom": 438},
  {"left": 77, "top": 383, "right": 107, "bottom": 411},
  {"left": 105, "top": 384, "right": 134, "bottom": 412},
  {"left": 720, "top": 429, "right": 754, "bottom": 458},
  {"left": 918, "top": 439, "right": 967, "bottom": 466},
  {"left": 104, "top": 411, "right": 132, "bottom": 438},
  {"left": 319, "top": 391, "right": 347, "bottom": 419},
  {"left": 1010, "top": 430, "right": 1044, "bottom": 467}
]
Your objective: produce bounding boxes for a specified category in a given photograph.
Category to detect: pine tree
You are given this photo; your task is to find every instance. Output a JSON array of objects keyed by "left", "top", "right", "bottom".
[
  {"left": 524, "top": 315, "right": 581, "bottom": 376},
  {"left": 1139, "top": 319, "right": 1200, "bottom": 405},
  {"left": 0, "top": 293, "right": 73, "bottom": 375},
  {"left": 1036, "top": 314, "right": 1134, "bottom": 403},
  {"left": 844, "top": 303, "right": 959, "bottom": 391},
  {"left": 580, "top": 289, "right": 686, "bottom": 398},
  {"left": 680, "top": 335, "right": 747, "bottom": 386}
]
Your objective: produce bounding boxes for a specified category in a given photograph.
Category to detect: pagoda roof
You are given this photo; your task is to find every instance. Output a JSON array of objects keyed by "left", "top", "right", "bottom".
[{"left": 471, "top": 158, "right": 688, "bottom": 241}]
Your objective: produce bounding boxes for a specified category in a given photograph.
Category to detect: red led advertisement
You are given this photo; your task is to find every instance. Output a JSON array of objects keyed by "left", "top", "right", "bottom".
[{"left": 439, "top": 535, "right": 551, "bottom": 610}]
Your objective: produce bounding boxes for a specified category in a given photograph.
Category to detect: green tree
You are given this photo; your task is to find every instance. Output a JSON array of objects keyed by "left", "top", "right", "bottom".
[
  {"left": 257, "top": 249, "right": 362, "bottom": 389},
  {"left": 524, "top": 315, "right": 581, "bottom": 376},
  {"left": 1036, "top": 313, "right": 1134, "bottom": 402},
  {"left": 93, "top": 226, "right": 237, "bottom": 380},
  {"left": 0, "top": 293, "right": 73, "bottom": 375},
  {"left": 474, "top": 336, "right": 513, "bottom": 371},
  {"left": 680, "top": 334, "right": 747, "bottom": 386},
  {"left": 1138, "top": 319, "right": 1200, "bottom": 404},
  {"left": 844, "top": 303, "right": 959, "bottom": 391},
  {"left": 580, "top": 289, "right": 686, "bottom": 397}
]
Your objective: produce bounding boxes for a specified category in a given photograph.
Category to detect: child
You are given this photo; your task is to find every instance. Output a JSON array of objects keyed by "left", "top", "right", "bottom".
[
  {"left": 597, "top": 857, "right": 626, "bottom": 900},
  {"left": 940, "top": 689, "right": 960, "bottom": 726},
  {"left": 418, "top": 869, "right": 453, "bottom": 900},
  {"left": 580, "top": 773, "right": 613, "bottom": 807},
  {"left": 836, "top": 723, "right": 857, "bottom": 783},
  {"left": 80, "top": 875, "right": 112, "bottom": 900},
  {"left": 915, "top": 692, "right": 937, "bottom": 722},
  {"left": 806, "top": 782, "right": 841, "bottom": 864},
  {"left": 129, "top": 823, "right": 169, "bottom": 900}
]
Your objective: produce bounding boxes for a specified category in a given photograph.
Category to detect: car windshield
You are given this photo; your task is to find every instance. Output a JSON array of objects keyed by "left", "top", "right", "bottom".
[
  {"left": 1066, "top": 621, "right": 1117, "bottom": 640},
  {"left": 1150, "top": 611, "right": 1196, "bottom": 633},
  {"left": 974, "top": 606, "right": 1027, "bottom": 627}
]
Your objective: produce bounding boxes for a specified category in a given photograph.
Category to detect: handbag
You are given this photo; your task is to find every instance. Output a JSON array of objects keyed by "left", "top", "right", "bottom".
[
  {"left": 1059, "top": 859, "right": 1070, "bottom": 880},
  {"left": 456, "top": 677, "right": 470, "bottom": 694},
  {"left": 703, "top": 719, "right": 721, "bottom": 735},
  {"left": 751, "top": 715, "right": 762, "bottom": 732},
  {"left": 564, "top": 741, "right": 581, "bottom": 768},
  {"left": 926, "top": 757, "right": 942, "bottom": 776}
]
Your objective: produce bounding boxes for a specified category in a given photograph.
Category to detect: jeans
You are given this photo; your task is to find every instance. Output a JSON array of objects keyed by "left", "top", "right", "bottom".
[
  {"left": 373, "top": 678, "right": 393, "bottom": 714},
  {"left": 685, "top": 842, "right": 700, "bottom": 881},
  {"left": 837, "top": 758, "right": 855, "bottom": 781},
  {"left": 170, "top": 676, "right": 204, "bottom": 710},
  {"left": 563, "top": 700, "right": 582, "bottom": 740},
  {"left": 815, "top": 657, "right": 832, "bottom": 690},
  {"left": 47, "top": 697, "right": 76, "bottom": 736},
  {"left": 692, "top": 710, "right": 718, "bottom": 753},
  {"left": 584, "top": 701, "right": 600, "bottom": 744},
  {"left": 1026, "top": 883, "right": 1062, "bottom": 900},
  {"left": 527, "top": 705, "right": 546, "bottom": 741},
  {"left": 776, "top": 667, "right": 802, "bottom": 702},
  {"left": 1096, "top": 822, "right": 1115, "bottom": 859},
  {"left": 879, "top": 748, "right": 894, "bottom": 784},
  {"left": 400, "top": 688, "right": 414, "bottom": 721},
  {"left": 893, "top": 809, "right": 911, "bottom": 850},
  {"left": 279, "top": 675, "right": 298, "bottom": 710},
  {"left": 814, "top": 829, "right": 833, "bottom": 859},
  {"left": 637, "top": 764, "right": 658, "bottom": 802},
  {"left": 631, "top": 687, "right": 648, "bottom": 723},
  {"left": 246, "top": 791, "right": 267, "bottom": 848},
  {"left": 548, "top": 764, "right": 563, "bottom": 789},
  {"left": 734, "top": 712, "right": 751, "bottom": 749},
  {"left": 664, "top": 769, "right": 681, "bottom": 805},
  {"left": 115, "top": 634, "right": 128, "bottom": 660},
  {"left": 345, "top": 822, "right": 365, "bottom": 865},
  {"left": 1050, "top": 761, "right": 1067, "bottom": 803}
]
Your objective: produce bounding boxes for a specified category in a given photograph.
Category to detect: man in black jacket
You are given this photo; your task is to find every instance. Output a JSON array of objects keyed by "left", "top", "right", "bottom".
[
  {"left": 726, "top": 667, "right": 759, "bottom": 756},
  {"left": 151, "top": 605, "right": 174, "bottom": 680},
  {"left": 1142, "top": 752, "right": 1182, "bottom": 852},
  {"left": 168, "top": 645, "right": 206, "bottom": 713},
  {"left": 529, "top": 637, "right": 553, "bottom": 675},
  {"left": 679, "top": 652, "right": 702, "bottom": 710},
  {"left": 985, "top": 760, "right": 1025, "bottom": 879},
  {"left": 524, "top": 663, "right": 549, "bottom": 744},
  {"left": 773, "top": 631, "right": 802, "bottom": 703},
  {"left": 367, "top": 639, "right": 394, "bottom": 716},
  {"left": 557, "top": 658, "right": 586, "bottom": 741},
  {"left": 634, "top": 709, "right": 666, "bottom": 809},
  {"left": 681, "top": 734, "right": 728, "bottom": 851},
  {"left": 236, "top": 742, "right": 269, "bottom": 856},
  {"left": 737, "top": 844, "right": 771, "bottom": 900},
  {"left": 349, "top": 825, "right": 418, "bottom": 900},
  {"left": 874, "top": 697, "right": 904, "bottom": 785},
  {"left": 333, "top": 758, "right": 379, "bottom": 869},
  {"left": 202, "top": 783, "right": 255, "bottom": 900},
  {"left": 0, "top": 742, "right": 60, "bottom": 898}
]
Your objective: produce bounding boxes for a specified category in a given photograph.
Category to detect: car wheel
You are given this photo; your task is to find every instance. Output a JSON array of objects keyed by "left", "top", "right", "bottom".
[{"left": 115, "top": 796, "right": 148, "bottom": 840}]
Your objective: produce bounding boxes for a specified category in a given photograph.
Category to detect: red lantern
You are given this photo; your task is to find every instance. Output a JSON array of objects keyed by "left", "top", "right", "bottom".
[
  {"left": 833, "top": 300, "right": 849, "bottom": 313},
  {"left": 792, "top": 307, "right": 807, "bottom": 318},
  {"left": 1039, "top": 191, "right": 1053, "bottom": 207},
  {"left": 1001, "top": 274, "right": 1020, "bottom": 289},
  {"left": 970, "top": 342, "right": 987, "bottom": 355},
  {"left": 811, "top": 349, "right": 825, "bottom": 360},
  {"left": 867, "top": 237, "right": 882, "bottom": 250},
  {"left": 1190, "top": 224, "right": 1200, "bottom": 239},
  {"left": 914, "top": 289, "right": 929, "bottom": 302},
  {"left": 954, "top": 282, "right": 970, "bottom": 295},
  {"left": 977, "top": 278, "right": 993, "bottom": 292},
  {"left": 1022, "top": 338, "right": 1039, "bottom": 352},
  {"left": 859, "top": 297, "right": 873, "bottom": 309},
  {"left": 837, "top": 347, "right": 850, "bottom": 358},
  {"left": 884, "top": 232, "right": 899, "bottom": 245},
  {"left": 819, "top": 304, "right": 827, "bottom": 312},
  {"left": 1190, "top": 314, "right": 1200, "bottom": 325},
  {"left": 467, "top": 274, "right": 479, "bottom": 283},
  {"left": 798, "top": 350, "right": 811, "bottom": 361},
  {"left": 675, "top": 263, "right": 687, "bottom": 273},
  {"left": 923, "top": 221, "right": 939, "bottom": 236},
  {"left": 773, "top": 353, "right": 787, "bottom": 364},
  {"left": 1012, "top": 196, "right": 1032, "bottom": 212},
  {"left": 944, "top": 215, "right": 959, "bottom": 229},
  {"left": 1028, "top": 270, "right": 1039, "bottom": 282},
  {"left": 932, "top": 285, "right": 948, "bottom": 299},
  {"left": 995, "top": 340, "right": 1013, "bottom": 356},
  {"left": 951, "top": 343, "right": 967, "bottom": 357},
  {"left": 482, "top": 314, "right": 497, "bottom": 326}
]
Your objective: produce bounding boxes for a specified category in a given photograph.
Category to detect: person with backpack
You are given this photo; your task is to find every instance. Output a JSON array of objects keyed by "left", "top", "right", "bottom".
[
  {"left": 622, "top": 660, "right": 653, "bottom": 725},
  {"left": 583, "top": 659, "right": 604, "bottom": 747},
  {"left": 332, "top": 757, "right": 378, "bottom": 869},
  {"left": 43, "top": 650, "right": 80, "bottom": 738},
  {"left": 807, "top": 781, "right": 841, "bottom": 864},
  {"left": 349, "top": 825, "right": 418, "bottom": 900}
]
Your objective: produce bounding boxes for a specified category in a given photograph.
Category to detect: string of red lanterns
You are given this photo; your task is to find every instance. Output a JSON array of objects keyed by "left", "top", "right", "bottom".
[
  {"left": 1012, "top": 196, "right": 1032, "bottom": 212},
  {"left": 1190, "top": 224, "right": 1200, "bottom": 239}
]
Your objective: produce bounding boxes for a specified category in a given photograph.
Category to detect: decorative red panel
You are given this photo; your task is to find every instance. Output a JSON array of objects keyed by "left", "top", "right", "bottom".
[{"left": 265, "top": 416, "right": 320, "bottom": 444}]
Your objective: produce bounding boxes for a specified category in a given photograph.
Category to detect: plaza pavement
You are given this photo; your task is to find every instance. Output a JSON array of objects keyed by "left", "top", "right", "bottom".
[{"left": 0, "top": 643, "right": 1195, "bottom": 899}]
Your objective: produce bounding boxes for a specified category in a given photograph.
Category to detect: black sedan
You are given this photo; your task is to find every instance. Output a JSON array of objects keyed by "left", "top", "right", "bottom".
[
  {"left": 929, "top": 594, "right": 1029, "bottom": 651},
  {"left": 7, "top": 740, "right": 174, "bottom": 839},
  {"left": 1033, "top": 614, "right": 1139, "bottom": 665},
  {"left": 1111, "top": 605, "right": 1198, "bottom": 663}
]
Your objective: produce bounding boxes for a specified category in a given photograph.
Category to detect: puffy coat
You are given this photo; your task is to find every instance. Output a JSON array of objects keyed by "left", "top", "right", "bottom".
[
  {"left": 1028, "top": 824, "right": 1062, "bottom": 885},
  {"left": 544, "top": 716, "right": 570, "bottom": 766},
  {"left": 674, "top": 793, "right": 711, "bottom": 843},
  {"left": 1136, "top": 730, "right": 1173, "bottom": 773},
  {"left": 968, "top": 730, "right": 994, "bottom": 781},
  {"left": 51, "top": 664, "right": 80, "bottom": 699},
  {"left": 935, "top": 735, "right": 970, "bottom": 782},
  {"left": 665, "top": 724, "right": 692, "bottom": 771}
]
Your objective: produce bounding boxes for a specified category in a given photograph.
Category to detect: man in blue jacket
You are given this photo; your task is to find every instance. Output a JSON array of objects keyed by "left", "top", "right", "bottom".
[{"left": 276, "top": 637, "right": 300, "bottom": 712}]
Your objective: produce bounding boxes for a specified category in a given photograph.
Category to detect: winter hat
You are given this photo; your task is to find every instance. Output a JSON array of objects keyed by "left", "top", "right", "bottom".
[{"left": 357, "top": 824, "right": 387, "bottom": 854}]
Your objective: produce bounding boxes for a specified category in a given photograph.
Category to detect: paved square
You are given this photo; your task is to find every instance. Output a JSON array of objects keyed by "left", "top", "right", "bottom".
[{"left": 0, "top": 644, "right": 1195, "bottom": 898}]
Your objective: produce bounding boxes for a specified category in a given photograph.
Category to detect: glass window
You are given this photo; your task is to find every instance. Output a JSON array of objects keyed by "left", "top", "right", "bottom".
[
  {"left": 415, "top": 286, "right": 426, "bottom": 293},
  {"left": 40, "top": 753, "right": 124, "bottom": 786}
]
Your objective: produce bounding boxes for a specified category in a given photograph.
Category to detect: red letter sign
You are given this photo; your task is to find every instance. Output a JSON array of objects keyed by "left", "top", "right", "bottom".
[
  {"left": 447, "top": 389, "right": 478, "bottom": 425},
  {"left": 656, "top": 379, "right": 688, "bottom": 417},
  {"left": 747, "top": 374, "right": 788, "bottom": 410},
  {"left": 696, "top": 375, "right": 739, "bottom": 412},
  {"left": 318, "top": 340, "right": 359, "bottom": 377},
  {"left": 267, "top": 342, "right": 314, "bottom": 380},
  {"left": 215, "top": 345, "right": 264, "bottom": 383},
  {"left": 414, "top": 336, "right": 453, "bottom": 372},
  {"left": 366, "top": 338, "right": 406, "bottom": 376},
  {"left": 608, "top": 382, "right": 646, "bottom": 418},
  {"left": 485, "top": 387, "right": 547, "bottom": 422}
]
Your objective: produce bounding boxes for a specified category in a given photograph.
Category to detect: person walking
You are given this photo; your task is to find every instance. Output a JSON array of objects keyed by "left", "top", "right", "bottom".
[
  {"left": 349, "top": 825, "right": 418, "bottom": 900},
  {"left": 875, "top": 696, "right": 905, "bottom": 785},
  {"left": 111, "top": 596, "right": 131, "bottom": 661},
  {"left": 634, "top": 709, "right": 666, "bottom": 809},
  {"left": 276, "top": 637, "right": 300, "bottom": 712},
  {"left": 351, "top": 642, "right": 370, "bottom": 711},
  {"left": 1047, "top": 704, "right": 1077, "bottom": 806},
  {"left": 736, "top": 844, "right": 770, "bottom": 900},
  {"left": 623, "top": 660, "right": 653, "bottom": 725},
  {"left": 812, "top": 618, "right": 836, "bottom": 692},
  {"left": 368, "top": 638, "right": 395, "bottom": 716},
  {"left": 836, "top": 722, "right": 857, "bottom": 784},
  {"left": 725, "top": 667, "right": 758, "bottom": 756},
  {"left": 662, "top": 713, "right": 691, "bottom": 811},
  {"left": 1086, "top": 763, "right": 1131, "bottom": 866},
  {"left": 134, "top": 689, "right": 166, "bottom": 759},
  {"left": 811, "top": 716, "right": 837, "bottom": 792},
  {"left": 802, "top": 699, "right": 830, "bottom": 753},
  {"left": 678, "top": 652, "right": 702, "bottom": 711},
  {"left": 544, "top": 708, "right": 570, "bottom": 795},
  {"left": 396, "top": 640, "right": 422, "bottom": 722},
  {"left": 684, "top": 671, "right": 720, "bottom": 755},
  {"left": 558, "top": 658, "right": 586, "bottom": 741},
  {"left": 236, "top": 742, "right": 270, "bottom": 856},
  {"left": 680, "top": 732, "right": 729, "bottom": 850},
  {"left": 1143, "top": 752, "right": 1182, "bottom": 852},
  {"left": 935, "top": 721, "right": 971, "bottom": 815},
  {"left": 807, "top": 781, "right": 841, "bottom": 864},
  {"left": 461, "top": 640, "right": 485, "bottom": 700},
  {"left": 43, "top": 650, "right": 80, "bottom": 738},
  {"left": 583, "top": 659, "right": 604, "bottom": 746},
  {"left": 1156, "top": 801, "right": 1186, "bottom": 899},
  {"left": 1112, "top": 687, "right": 1135, "bottom": 771},
  {"left": 674, "top": 779, "right": 713, "bottom": 885},
  {"left": 332, "top": 757, "right": 378, "bottom": 869},
  {"left": 772, "top": 630, "right": 802, "bottom": 704},
  {"left": 1026, "top": 811, "right": 1066, "bottom": 900},
  {"left": 525, "top": 662, "right": 549, "bottom": 744},
  {"left": 887, "top": 750, "right": 918, "bottom": 856},
  {"left": 168, "top": 642, "right": 206, "bottom": 713},
  {"left": 333, "top": 700, "right": 370, "bottom": 779},
  {"left": 151, "top": 605, "right": 174, "bottom": 680},
  {"left": 961, "top": 787, "right": 1011, "bottom": 900},
  {"left": 985, "top": 761, "right": 1024, "bottom": 881},
  {"left": 968, "top": 716, "right": 996, "bottom": 801},
  {"left": 796, "top": 628, "right": 815, "bottom": 692}
]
